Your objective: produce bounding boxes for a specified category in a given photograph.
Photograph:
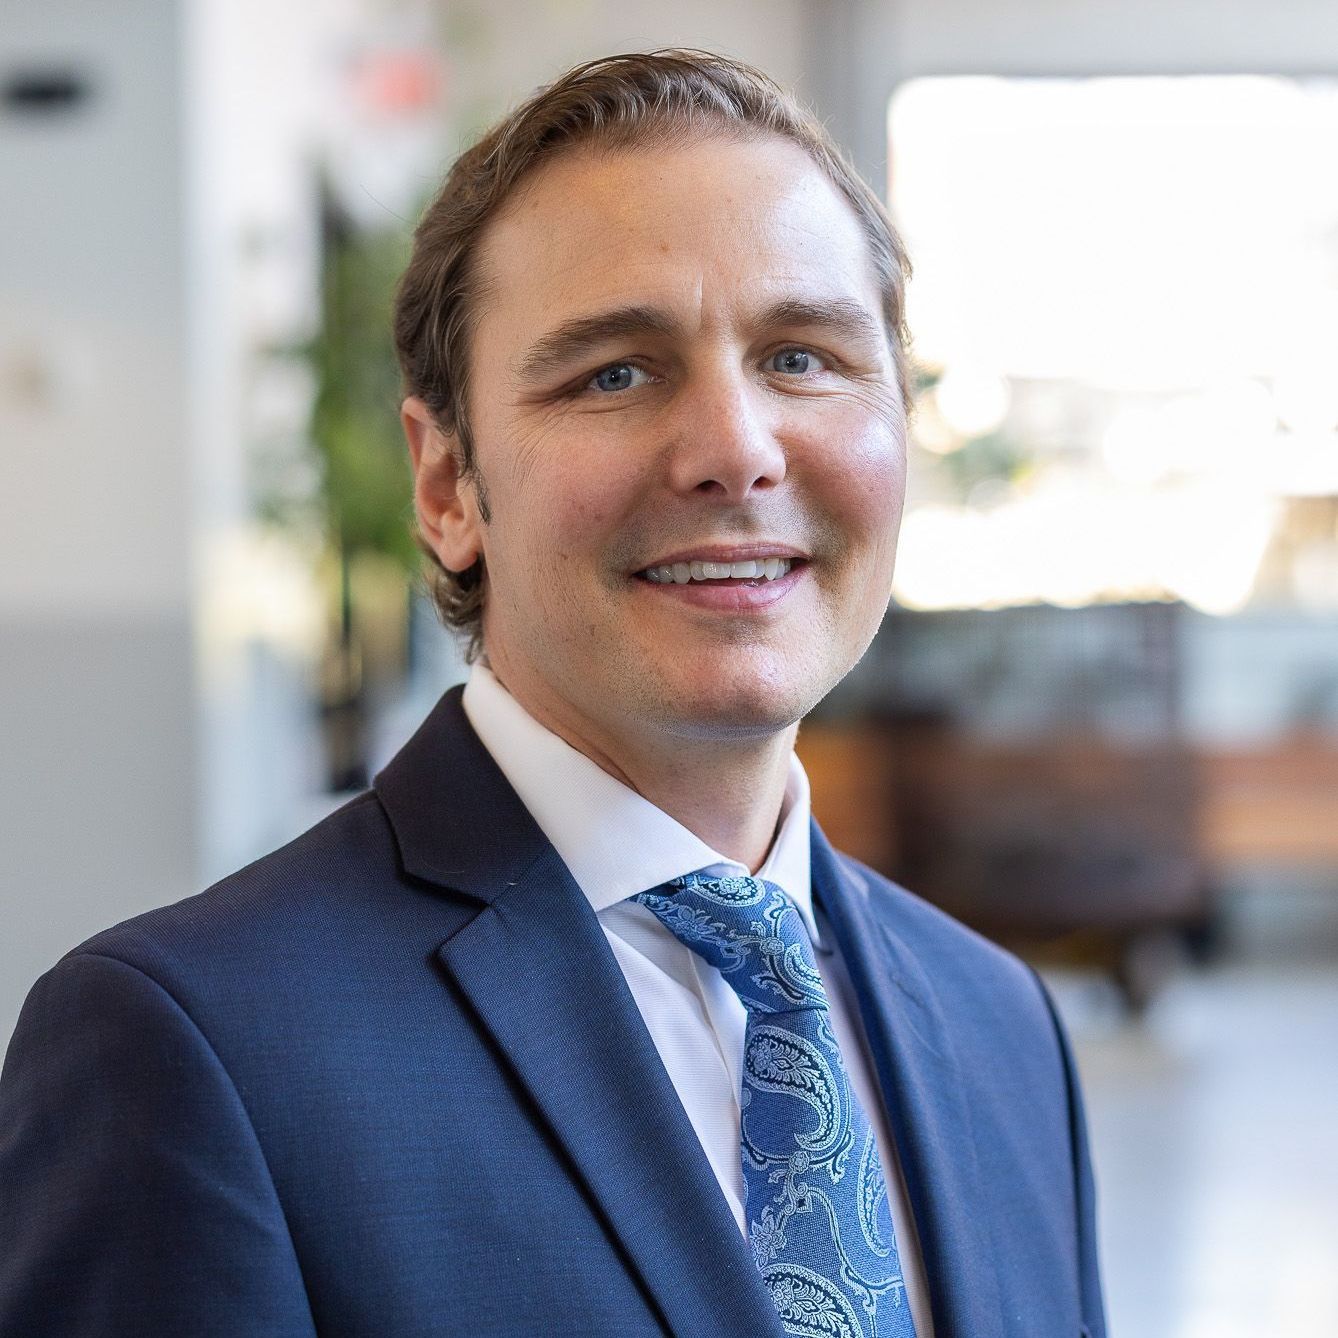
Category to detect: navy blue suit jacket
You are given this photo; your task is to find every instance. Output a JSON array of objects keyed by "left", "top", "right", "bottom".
[{"left": 1, "top": 689, "right": 1106, "bottom": 1337}]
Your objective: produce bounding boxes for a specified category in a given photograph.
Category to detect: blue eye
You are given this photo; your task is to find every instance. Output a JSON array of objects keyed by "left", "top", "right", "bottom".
[
  {"left": 770, "top": 349, "right": 823, "bottom": 375},
  {"left": 589, "top": 362, "right": 649, "bottom": 393}
]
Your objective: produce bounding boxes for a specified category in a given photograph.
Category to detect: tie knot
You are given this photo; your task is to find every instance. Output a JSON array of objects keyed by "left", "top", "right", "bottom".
[{"left": 634, "top": 872, "right": 828, "bottom": 1015}]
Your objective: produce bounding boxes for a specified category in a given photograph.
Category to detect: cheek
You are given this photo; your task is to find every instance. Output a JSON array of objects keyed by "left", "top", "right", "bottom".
[
  {"left": 491, "top": 428, "right": 643, "bottom": 578},
  {"left": 540, "top": 480, "right": 637, "bottom": 572},
  {"left": 816, "top": 423, "right": 904, "bottom": 658},
  {"left": 814, "top": 413, "right": 907, "bottom": 549}
]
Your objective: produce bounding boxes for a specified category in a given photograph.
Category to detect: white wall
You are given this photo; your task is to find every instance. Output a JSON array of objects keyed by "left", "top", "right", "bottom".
[{"left": 184, "top": 0, "right": 356, "bottom": 885}]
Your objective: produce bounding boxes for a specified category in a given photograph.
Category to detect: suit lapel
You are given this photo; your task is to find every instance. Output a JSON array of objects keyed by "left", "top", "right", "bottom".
[
  {"left": 375, "top": 690, "right": 784, "bottom": 1338},
  {"left": 810, "top": 824, "right": 1005, "bottom": 1338},
  {"left": 438, "top": 856, "right": 785, "bottom": 1338}
]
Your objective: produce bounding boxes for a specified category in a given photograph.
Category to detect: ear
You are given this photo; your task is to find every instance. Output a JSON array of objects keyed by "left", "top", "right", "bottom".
[{"left": 401, "top": 396, "right": 484, "bottom": 572}]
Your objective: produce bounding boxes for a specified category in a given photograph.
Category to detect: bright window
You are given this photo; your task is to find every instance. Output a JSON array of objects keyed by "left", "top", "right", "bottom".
[{"left": 888, "top": 76, "right": 1338, "bottom": 614}]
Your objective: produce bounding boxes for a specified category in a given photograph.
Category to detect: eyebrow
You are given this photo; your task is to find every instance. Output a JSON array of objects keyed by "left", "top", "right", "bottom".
[
  {"left": 513, "top": 296, "right": 886, "bottom": 384},
  {"left": 515, "top": 305, "right": 679, "bottom": 383},
  {"left": 757, "top": 297, "right": 886, "bottom": 348}
]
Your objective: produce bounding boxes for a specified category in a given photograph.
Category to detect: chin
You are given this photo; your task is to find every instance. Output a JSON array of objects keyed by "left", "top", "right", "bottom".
[{"left": 644, "top": 659, "right": 833, "bottom": 743}]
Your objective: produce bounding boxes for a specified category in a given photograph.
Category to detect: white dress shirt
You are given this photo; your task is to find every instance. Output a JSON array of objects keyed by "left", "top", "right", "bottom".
[{"left": 462, "top": 665, "right": 934, "bottom": 1335}]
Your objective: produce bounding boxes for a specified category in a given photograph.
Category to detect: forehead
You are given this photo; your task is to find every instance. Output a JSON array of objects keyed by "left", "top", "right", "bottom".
[{"left": 472, "top": 133, "right": 882, "bottom": 345}]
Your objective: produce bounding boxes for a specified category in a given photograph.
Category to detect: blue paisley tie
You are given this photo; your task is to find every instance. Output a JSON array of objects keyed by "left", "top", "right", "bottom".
[{"left": 635, "top": 873, "right": 918, "bottom": 1338}]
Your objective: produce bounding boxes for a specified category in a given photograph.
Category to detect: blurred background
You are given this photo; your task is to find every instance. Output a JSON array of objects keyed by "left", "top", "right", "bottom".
[{"left": 3, "top": 1, "right": 1337, "bottom": 1333}]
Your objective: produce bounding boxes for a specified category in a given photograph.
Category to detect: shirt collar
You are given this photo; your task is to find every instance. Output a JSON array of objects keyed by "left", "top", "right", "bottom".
[{"left": 460, "top": 664, "right": 820, "bottom": 948}]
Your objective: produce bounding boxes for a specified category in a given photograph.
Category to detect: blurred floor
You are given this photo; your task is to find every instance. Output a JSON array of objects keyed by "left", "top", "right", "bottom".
[{"left": 1045, "top": 894, "right": 1338, "bottom": 1338}]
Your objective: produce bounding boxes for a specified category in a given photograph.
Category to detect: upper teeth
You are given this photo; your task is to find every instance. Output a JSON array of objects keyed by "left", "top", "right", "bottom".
[{"left": 642, "top": 558, "right": 794, "bottom": 584}]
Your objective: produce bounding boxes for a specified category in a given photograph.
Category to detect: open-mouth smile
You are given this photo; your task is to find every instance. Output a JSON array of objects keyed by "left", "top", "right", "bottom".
[
  {"left": 639, "top": 557, "right": 796, "bottom": 585},
  {"left": 632, "top": 548, "right": 808, "bottom": 609}
]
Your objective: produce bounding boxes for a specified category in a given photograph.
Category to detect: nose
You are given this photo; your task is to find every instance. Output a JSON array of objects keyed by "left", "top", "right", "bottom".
[{"left": 664, "top": 370, "right": 787, "bottom": 503}]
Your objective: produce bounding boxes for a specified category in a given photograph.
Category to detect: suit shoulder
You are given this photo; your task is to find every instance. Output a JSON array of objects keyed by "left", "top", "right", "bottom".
[{"left": 59, "top": 789, "right": 421, "bottom": 985}]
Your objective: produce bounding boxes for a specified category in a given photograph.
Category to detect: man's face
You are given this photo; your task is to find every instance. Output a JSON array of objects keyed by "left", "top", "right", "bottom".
[{"left": 426, "top": 134, "right": 906, "bottom": 755}]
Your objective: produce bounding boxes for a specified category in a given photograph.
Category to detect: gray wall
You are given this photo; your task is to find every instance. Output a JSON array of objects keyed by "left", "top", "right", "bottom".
[{"left": 1, "top": 0, "right": 195, "bottom": 1046}]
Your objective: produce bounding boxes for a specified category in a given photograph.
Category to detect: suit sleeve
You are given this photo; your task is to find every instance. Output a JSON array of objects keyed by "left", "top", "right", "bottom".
[
  {"left": 1029, "top": 967, "right": 1109, "bottom": 1338},
  {"left": 0, "top": 951, "right": 317, "bottom": 1338}
]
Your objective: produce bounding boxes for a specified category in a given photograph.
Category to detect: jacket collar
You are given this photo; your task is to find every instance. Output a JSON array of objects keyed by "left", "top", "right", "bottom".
[
  {"left": 373, "top": 685, "right": 552, "bottom": 901},
  {"left": 374, "top": 689, "right": 787, "bottom": 1338},
  {"left": 811, "top": 825, "right": 1005, "bottom": 1338}
]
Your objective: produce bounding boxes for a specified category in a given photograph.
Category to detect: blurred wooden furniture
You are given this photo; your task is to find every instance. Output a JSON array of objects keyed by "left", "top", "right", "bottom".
[
  {"left": 1198, "top": 737, "right": 1338, "bottom": 863},
  {"left": 883, "top": 729, "right": 1206, "bottom": 942},
  {"left": 797, "top": 723, "right": 900, "bottom": 873},
  {"left": 797, "top": 721, "right": 1211, "bottom": 1011}
]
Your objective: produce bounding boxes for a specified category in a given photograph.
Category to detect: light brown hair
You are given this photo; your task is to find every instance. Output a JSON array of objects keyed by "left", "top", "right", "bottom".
[{"left": 393, "top": 49, "right": 911, "bottom": 657}]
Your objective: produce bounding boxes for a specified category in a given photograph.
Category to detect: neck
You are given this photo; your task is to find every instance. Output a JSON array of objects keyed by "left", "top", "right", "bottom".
[
  {"left": 488, "top": 666, "right": 795, "bottom": 872},
  {"left": 611, "top": 730, "right": 796, "bottom": 873}
]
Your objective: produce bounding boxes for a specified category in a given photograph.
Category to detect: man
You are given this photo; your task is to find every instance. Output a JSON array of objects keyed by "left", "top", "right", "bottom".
[{"left": 0, "top": 51, "right": 1105, "bottom": 1338}]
